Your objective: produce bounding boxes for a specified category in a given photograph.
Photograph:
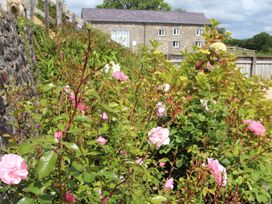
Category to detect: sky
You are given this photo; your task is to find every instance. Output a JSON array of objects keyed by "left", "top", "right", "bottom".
[
  {"left": 65, "top": 0, "right": 272, "bottom": 39},
  {"left": 1, "top": 0, "right": 271, "bottom": 39}
]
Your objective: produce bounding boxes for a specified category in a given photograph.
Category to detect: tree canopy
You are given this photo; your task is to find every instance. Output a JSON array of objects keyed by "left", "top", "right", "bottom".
[
  {"left": 96, "top": 0, "right": 171, "bottom": 11},
  {"left": 227, "top": 32, "right": 272, "bottom": 54}
]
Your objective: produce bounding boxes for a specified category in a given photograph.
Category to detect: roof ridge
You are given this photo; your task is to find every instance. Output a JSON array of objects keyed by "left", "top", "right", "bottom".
[
  {"left": 82, "top": 8, "right": 210, "bottom": 25},
  {"left": 82, "top": 8, "right": 205, "bottom": 15}
]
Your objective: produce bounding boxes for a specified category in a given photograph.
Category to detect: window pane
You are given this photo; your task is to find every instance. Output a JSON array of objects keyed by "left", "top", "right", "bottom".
[{"left": 111, "top": 30, "right": 130, "bottom": 47}]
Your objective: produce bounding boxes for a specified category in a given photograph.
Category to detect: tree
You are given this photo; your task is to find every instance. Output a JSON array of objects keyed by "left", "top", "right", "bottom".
[
  {"left": 227, "top": 32, "right": 272, "bottom": 53},
  {"left": 96, "top": 0, "right": 171, "bottom": 11}
]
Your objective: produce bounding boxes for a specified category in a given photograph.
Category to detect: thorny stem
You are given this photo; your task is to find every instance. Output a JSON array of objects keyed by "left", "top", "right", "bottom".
[{"left": 57, "top": 28, "right": 92, "bottom": 203}]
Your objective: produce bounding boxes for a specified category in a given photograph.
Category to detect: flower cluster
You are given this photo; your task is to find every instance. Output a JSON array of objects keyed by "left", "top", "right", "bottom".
[
  {"left": 104, "top": 61, "right": 129, "bottom": 81},
  {"left": 209, "top": 42, "right": 227, "bottom": 52}
]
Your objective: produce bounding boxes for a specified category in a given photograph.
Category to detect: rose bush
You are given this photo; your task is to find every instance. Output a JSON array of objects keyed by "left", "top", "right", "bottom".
[{"left": 0, "top": 19, "right": 271, "bottom": 203}]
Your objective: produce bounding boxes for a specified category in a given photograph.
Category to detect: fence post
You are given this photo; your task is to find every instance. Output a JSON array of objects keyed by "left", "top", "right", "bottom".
[
  {"left": 44, "top": 0, "right": 49, "bottom": 32},
  {"left": 56, "top": 0, "right": 62, "bottom": 26},
  {"left": 250, "top": 57, "right": 257, "bottom": 76},
  {"left": 28, "top": 0, "right": 35, "bottom": 20}
]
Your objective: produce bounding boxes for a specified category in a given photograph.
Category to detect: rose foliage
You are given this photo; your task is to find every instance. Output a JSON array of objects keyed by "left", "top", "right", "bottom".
[{"left": 0, "top": 19, "right": 272, "bottom": 203}]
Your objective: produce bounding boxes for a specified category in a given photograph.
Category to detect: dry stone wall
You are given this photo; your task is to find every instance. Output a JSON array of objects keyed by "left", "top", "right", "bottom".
[{"left": 0, "top": 13, "right": 35, "bottom": 151}]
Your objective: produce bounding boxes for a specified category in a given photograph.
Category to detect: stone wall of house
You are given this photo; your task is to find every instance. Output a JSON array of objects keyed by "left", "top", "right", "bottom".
[
  {"left": 92, "top": 22, "right": 204, "bottom": 55},
  {"left": 92, "top": 22, "right": 145, "bottom": 48},
  {"left": 145, "top": 24, "right": 204, "bottom": 55},
  {"left": 0, "top": 13, "right": 35, "bottom": 151}
]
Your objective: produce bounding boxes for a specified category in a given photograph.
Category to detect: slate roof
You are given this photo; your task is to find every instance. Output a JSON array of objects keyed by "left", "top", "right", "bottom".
[{"left": 81, "top": 8, "right": 210, "bottom": 25}]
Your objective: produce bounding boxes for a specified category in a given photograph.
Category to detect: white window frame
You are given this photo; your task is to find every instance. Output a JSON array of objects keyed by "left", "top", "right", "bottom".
[
  {"left": 196, "top": 28, "right": 204, "bottom": 36},
  {"left": 173, "top": 28, "right": 180, "bottom": 36},
  {"left": 158, "top": 29, "right": 166, "bottom": 37},
  {"left": 172, "top": 41, "right": 180, "bottom": 48},
  {"left": 195, "top": 41, "right": 203, "bottom": 47},
  {"left": 111, "top": 30, "right": 130, "bottom": 48}
]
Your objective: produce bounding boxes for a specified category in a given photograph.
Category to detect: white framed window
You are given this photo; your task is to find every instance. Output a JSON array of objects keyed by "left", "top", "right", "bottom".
[
  {"left": 111, "top": 30, "right": 130, "bottom": 47},
  {"left": 172, "top": 41, "right": 180, "bottom": 48},
  {"left": 195, "top": 41, "right": 203, "bottom": 47},
  {"left": 158, "top": 29, "right": 166, "bottom": 36},
  {"left": 196, "top": 28, "right": 204, "bottom": 36},
  {"left": 173, "top": 28, "right": 180, "bottom": 36}
]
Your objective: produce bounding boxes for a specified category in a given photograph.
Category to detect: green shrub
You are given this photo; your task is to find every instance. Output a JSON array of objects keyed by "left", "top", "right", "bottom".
[{"left": 0, "top": 19, "right": 271, "bottom": 203}]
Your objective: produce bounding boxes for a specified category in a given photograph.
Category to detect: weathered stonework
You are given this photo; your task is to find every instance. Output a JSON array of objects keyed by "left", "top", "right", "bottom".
[
  {"left": 0, "top": 12, "right": 35, "bottom": 150},
  {"left": 92, "top": 22, "right": 205, "bottom": 57}
]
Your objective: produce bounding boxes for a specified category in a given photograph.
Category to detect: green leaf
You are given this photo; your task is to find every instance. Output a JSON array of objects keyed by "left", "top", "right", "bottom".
[
  {"left": 18, "top": 143, "right": 35, "bottom": 155},
  {"left": 23, "top": 183, "right": 46, "bottom": 195},
  {"left": 17, "top": 197, "right": 35, "bottom": 204},
  {"left": 37, "top": 151, "right": 57, "bottom": 180},
  {"left": 63, "top": 142, "right": 81, "bottom": 155},
  {"left": 176, "top": 160, "right": 183, "bottom": 168},
  {"left": 151, "top": 195, "right": 167, "bottom": 204},
  {"left": 74, "top": 115, "right": 91, "bottom": 123}
]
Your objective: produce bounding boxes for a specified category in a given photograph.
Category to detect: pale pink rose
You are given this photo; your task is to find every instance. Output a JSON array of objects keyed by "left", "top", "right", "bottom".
[
  {"left": 63, "top": 85, "right": 73, "bottom": 94},
  {"left": 54, "top": 131, "right": 63, "bottom": 140},
  {"left": 65, "top": 191, "right": 76, "bottom": 203},
  {"left": 163, "top": 83, "right": 171, "bottom": 92},
  {"left": 0, "top": 154, "right": 28, "bottom": 185},
  {"left": 200, "top": 99, "right": 209, "bottom": 111},
  {"left": 100, "top": 112, "right": 108, "bottom": 121},
  {"left": 155, "top": 102, "right": 166, "bottom": 117},
  {"left": 243, "top": 119, "right": 266, "bottom": 136},
  {"left": 148, "top": 126, "right": 170, "bottom": 149},
  {"left": 135, "top": 158, "right": 144, "bottom": 165},
  {"left": 112, "top": 71, "right": 129, "bottom": 81},
  {"left": 96, "top": 136, "right": 107, "bottom": 145},
  {"left": 159, "top": 162, "right": 166, "bottom": 167},
  {"left": 98, "top": 189, "right": 103, "bottom": 199},
  {"left": 207, "top": 158, "right": 227, "bottom": 187},
  {"left": 158, "top": 83, "right": 171, "bottom": 92},
  {"left": 120, "top": 150, "right": 127, "bottom": 156},
  {"left": 164, "top": 178, "right": 174, "bottom": 190}
]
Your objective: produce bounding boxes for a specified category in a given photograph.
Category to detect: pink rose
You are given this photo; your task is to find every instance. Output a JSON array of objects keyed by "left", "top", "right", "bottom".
[
  {"left": 159, "top": 162, "right": 166, "bottom": 167},
  {"left": 148, "top": 126, "right": 170, "bottom": 149},
  {"left": 54, "top": 131, "right": 63, "bottom": 141},
  {"left": 75, "top": 102, "right": 87, "bottom": 113},
  {"left": 54, "top": 131, "right": 63, "bottom": 140},
  {"left": 120, "top": 150, "right": 127, "bottom": 156},
  {"left": 0, "top": 154, "right": 28, "bottom": 185},
  {"left": 112, "top": 71, "right": 129, "bottom": 81},
  {"left": 100, "top": 112, "right": 108, "bottom": 121},
  {"left": 207, "top": 158, "right": 227, "bottom": 187},
  {"left": 68, "top": 94, "right": 88, "bottom": 113},
  {"left": 68, "top": 93, "right": 76, "bottom": 101},
  {"left": 135, "top": 158, "right": 144, "bottom": 165},
  {"left": 155, "top": 102, "right": 166, "bottom": 117},
  {"left": 65, "top": 191, "right": 76, "bottom": 203},
  {"left": 96, "top": 136, "right": 107, "bottom": 145},
  {"left": 158, "top": 83, "right": 171, "bottom": 92},
  {"left": 164, "top": 178, "right": 174, "bottom": 190},
  {"left": 243, "top": 119, "right": 266, "bottom": 136}
]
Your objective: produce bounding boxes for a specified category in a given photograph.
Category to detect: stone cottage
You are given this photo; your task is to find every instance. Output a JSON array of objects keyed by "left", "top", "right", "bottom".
[{"left": 81, "top": 8, "right": 210, "bottom": 61}]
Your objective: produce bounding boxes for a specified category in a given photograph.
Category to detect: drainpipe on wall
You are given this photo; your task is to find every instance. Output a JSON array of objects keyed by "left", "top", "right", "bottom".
[{"left": 143, "top": 23, "right": 146, "bottom": 45}]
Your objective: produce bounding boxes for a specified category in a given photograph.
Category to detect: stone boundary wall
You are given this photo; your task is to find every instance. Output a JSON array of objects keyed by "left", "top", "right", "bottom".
[{"left": 0, "top": 12, "right": 35, "bottom": 150}]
